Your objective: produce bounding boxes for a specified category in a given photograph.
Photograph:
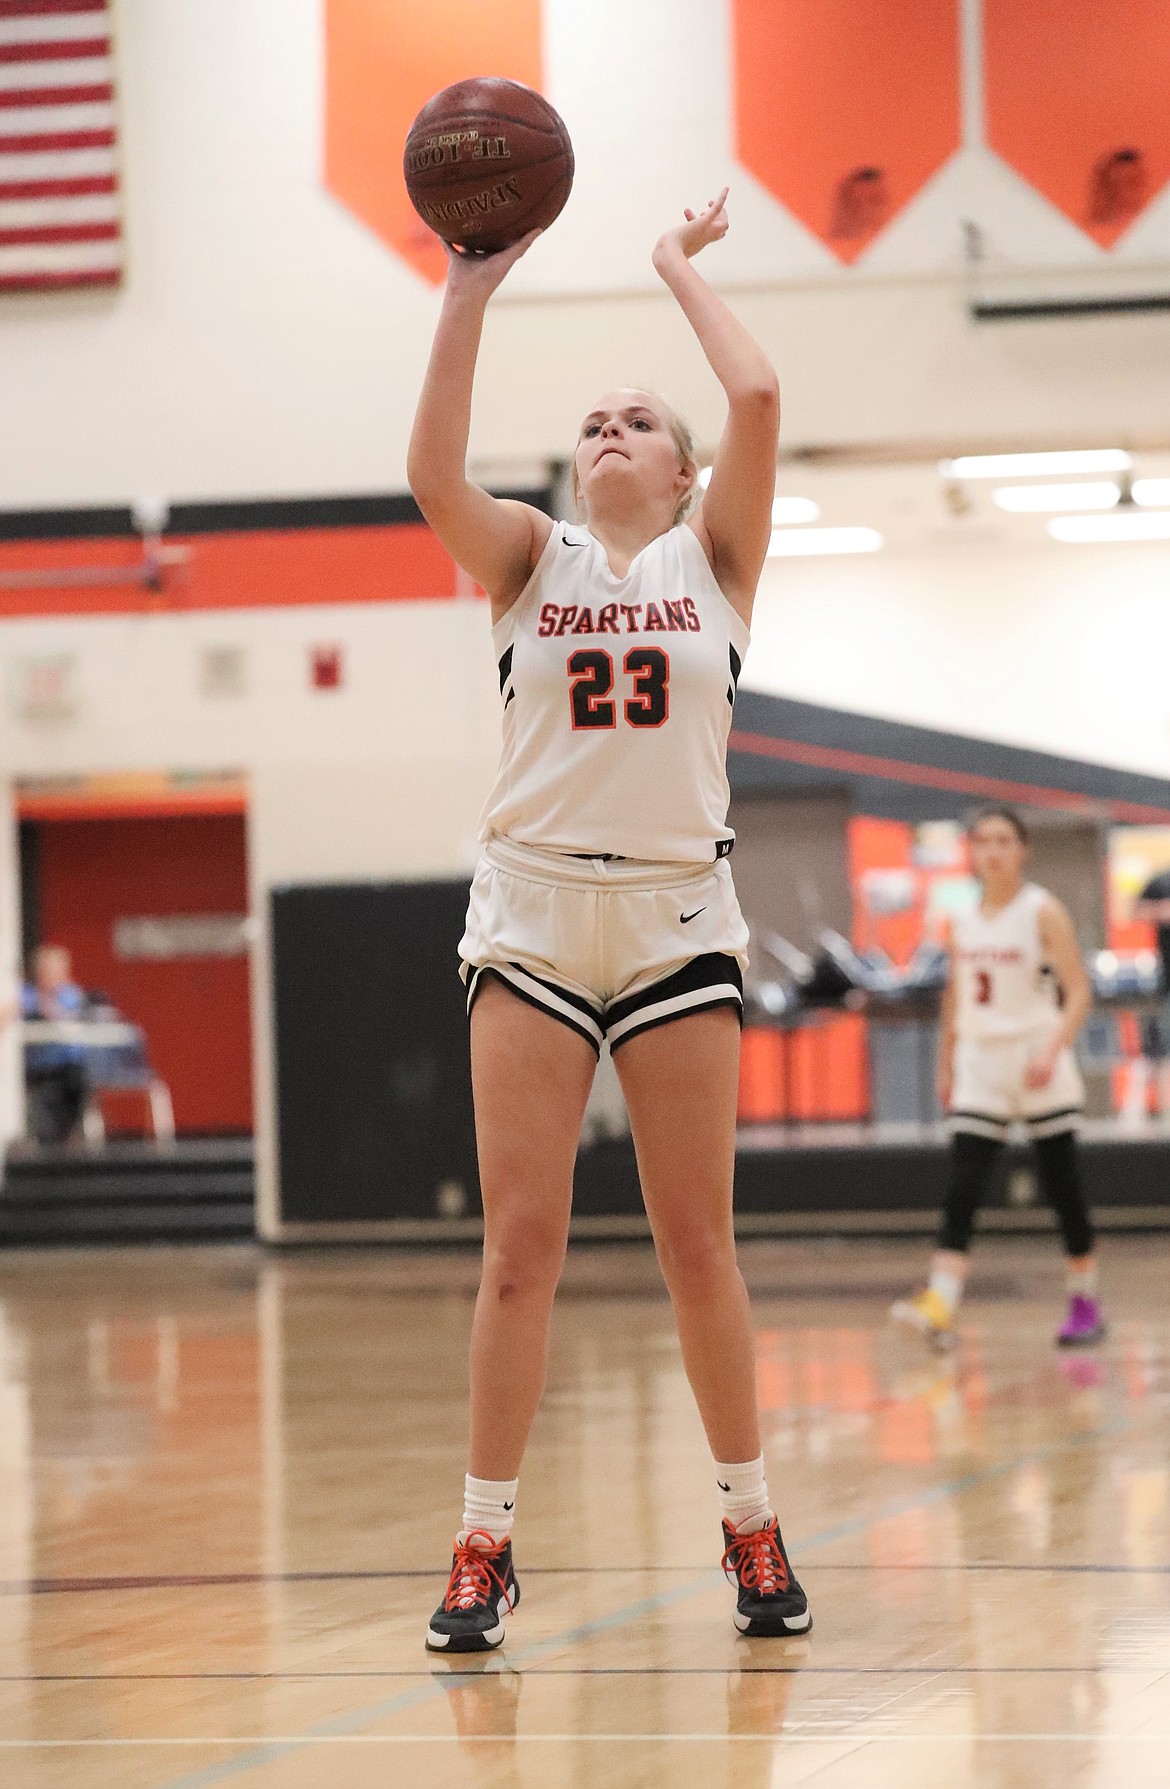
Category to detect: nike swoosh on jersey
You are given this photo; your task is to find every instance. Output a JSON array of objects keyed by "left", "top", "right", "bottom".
[{"left": 680, "top": 908, "right": 706, "bottom": 923}]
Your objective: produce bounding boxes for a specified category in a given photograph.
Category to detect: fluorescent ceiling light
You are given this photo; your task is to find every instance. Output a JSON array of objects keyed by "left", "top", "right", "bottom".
[
  {"left": 1048, "top": 512, "right": 1170, "bottom": 543},
  {"left": 696, "top": 468, "right": 819, "bottom": 525},
  {"left": 1133, "top": 478, "right": 1170, "bottom": 508},
  {"left": 767, "top": 526, "right": 883, "bottom": 557},
  {"left": 772, "top": 496, "right": 820, "bottom": 525},
  {"left": 941, "top": 449, "right": 1132, "bottom": 479},
  {"left": 993, "top": 481, "right": 1120, "bottom": 513}
]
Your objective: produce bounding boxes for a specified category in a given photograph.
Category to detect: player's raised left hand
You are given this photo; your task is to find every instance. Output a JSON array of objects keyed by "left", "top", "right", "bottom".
[{"left": 655, "top": 188, "right": 730, "bottom": 263}]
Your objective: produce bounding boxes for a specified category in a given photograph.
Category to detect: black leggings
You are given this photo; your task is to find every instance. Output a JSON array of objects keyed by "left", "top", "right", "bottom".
[{"left": 938, "top": 1128, "right": 1095, "bottom": 1258}]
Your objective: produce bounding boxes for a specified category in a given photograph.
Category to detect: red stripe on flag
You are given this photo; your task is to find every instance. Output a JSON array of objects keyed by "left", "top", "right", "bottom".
[
  {"left": 0, "top": 82, "right": 112, "bottom": 106},
  {"left": 0, "top": 172, "right": 114, "bottom": 197},
  {"left": 0, "top": 126, "right": 113, "bottom": 150},
  {"left": 0, "top": 266, "right": 119, "bottom": 291},
  {"left": 0, "top": 0, "right": 106, "bottom": 16},
  {"left": 0, "top": 38, "right": 109, "bottom": 62},
  {"left": 0, "top": 218, "right": 117, "bottom": 244}
]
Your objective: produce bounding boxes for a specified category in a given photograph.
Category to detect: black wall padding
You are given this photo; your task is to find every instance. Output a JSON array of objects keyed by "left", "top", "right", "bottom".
[{"left": 271, "top": 880, "right": 478, "bottom": 1223}]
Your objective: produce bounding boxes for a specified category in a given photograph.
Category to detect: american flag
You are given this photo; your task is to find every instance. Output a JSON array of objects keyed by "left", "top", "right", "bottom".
[{"left": 0, "top": 0, "right": 121, "bottom": 293}]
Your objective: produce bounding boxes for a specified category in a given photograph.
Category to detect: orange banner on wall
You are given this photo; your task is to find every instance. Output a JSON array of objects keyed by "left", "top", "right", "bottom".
[
  {"left": 325, "top": 0, "right": 544, "bottom": 284},
  {"left": 985, "top": 0, "right": 1170, "bottom": 249},
  {"left": 732, "top": 0, "right": 961, "bottom": 264}
]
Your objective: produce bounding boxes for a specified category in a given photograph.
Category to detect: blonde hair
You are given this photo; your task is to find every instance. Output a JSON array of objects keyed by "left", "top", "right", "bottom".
[{"left": 571, "top": 392, "right": 697, "bottom": 528}]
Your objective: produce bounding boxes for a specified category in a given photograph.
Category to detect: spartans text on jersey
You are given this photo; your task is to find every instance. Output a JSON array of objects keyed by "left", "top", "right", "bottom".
[{"left": 537, "top": 599, "right": 701, "bottom": 638}]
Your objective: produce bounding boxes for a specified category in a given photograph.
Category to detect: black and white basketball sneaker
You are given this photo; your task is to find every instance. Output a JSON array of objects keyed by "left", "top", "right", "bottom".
[
  {"left": 721, "top": 1516, "right": 812, "bottom": 1636},
  {"left": 425, "top": 1531, "right": 520, "bottom": 1652}
]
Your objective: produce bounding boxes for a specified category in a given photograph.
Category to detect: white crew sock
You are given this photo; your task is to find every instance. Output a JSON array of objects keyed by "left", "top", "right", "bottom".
[
  {"left": 459, "top": 1474, "right": 518, "bottom": 1548},
  {"left": 929, "top": 1266, "right": 964, "bottom": 1315},
  {"left": 714, "top": 1455, "right": 771, "bottom": 1533},
  {"left": 1066, "top": 1258, "right": 1098, "bottom": 1297}
]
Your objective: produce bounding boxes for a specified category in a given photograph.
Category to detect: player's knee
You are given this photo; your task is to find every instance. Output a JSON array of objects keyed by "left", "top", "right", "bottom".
[
  {"left": 482, "top": 1223, "right": 566, "bottom": 1299},
  {"left": 653, "top": 1216, "right": 736, "bottom": 1295},
  {"left": 938, "top": 1130, "right": 1001, "bottom": 1252},
  {"left": 1032, "top": 1130, "right": 1094, "bottom": 1256}
]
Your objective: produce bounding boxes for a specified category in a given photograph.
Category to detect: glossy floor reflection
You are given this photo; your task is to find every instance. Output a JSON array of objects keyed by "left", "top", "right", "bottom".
[{"left": 0, "top": 1237, "right": 1168, "bottom": 1786}]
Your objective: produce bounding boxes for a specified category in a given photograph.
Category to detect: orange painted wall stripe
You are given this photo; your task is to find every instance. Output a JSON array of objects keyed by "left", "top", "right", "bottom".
[
  {"left": 324, "top": 0, "right": 543, "bottom": 284},
  {"left": 733, "top": 0, "right": 961, "bottom": 264},
  {"left": 0, "top": 523, "right": 456, "bottom": 618},
  {"left": 985, "top": 0, "right": 1170, "bottom": 249},
  {"left": 17, "top": 789, "right": 247, "bottom": 821}
]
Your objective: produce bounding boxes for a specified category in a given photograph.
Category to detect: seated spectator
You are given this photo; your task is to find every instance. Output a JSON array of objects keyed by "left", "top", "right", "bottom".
[{"left": 22, "top": 944, "right": 89, "bottom": 1144}]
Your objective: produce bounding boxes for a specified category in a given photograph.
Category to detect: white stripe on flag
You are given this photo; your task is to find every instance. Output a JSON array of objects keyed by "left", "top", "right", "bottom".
[
  {"left": 0, "top": 192, "right": 118, "bottom": 227},
  {"left": 0, "top": 13, "right": 111, "bottom": 48},
  {"left": 0, "top": 103, "right": 115, "bottom": 135},
  {"left": 0, "top": 145, "right": 116, "bottom": 180},
  {"left": 0, "top": 237, "right": 121, "bottom": 274},
  {"left": 0, "top": 57, "right": 113, "bottom": 92}
]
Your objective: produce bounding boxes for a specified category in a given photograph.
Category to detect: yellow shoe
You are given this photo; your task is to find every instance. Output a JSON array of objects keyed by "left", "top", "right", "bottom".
[{"left": 890, "top": 1287, "right": 955, "bottom": 1347}]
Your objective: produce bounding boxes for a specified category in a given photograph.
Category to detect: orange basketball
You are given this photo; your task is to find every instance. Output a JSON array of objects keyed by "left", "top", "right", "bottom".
[{"left": 404, "top": 77, "right": 574, "bottom": 254}]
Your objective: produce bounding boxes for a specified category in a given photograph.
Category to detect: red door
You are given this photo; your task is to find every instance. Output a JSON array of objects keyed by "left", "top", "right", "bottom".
[{"left": 36, "top": 815, "right": 253, "bottom": 1134}]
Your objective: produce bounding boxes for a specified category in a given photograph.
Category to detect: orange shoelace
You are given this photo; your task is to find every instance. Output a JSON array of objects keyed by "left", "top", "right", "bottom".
[
  {"left": 443, "top": 1531, "right": 509, "bottom": 1612},
  {"left": 722, "top": 1523, "right": 791, "bottom": 1597}
]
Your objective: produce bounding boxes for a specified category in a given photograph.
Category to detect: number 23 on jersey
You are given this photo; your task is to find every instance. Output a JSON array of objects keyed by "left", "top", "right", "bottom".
[{"left": 568, "top": 648, "right": 669, "bottom": 730}]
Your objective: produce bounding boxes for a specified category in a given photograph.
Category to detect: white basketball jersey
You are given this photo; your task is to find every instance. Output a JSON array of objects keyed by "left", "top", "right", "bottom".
[
  {"left": 952, "top": 882, "right": 1061, "bottom": 1042},
  {"left": 478, "top": 522, "right": 750, "bottom": 862}
]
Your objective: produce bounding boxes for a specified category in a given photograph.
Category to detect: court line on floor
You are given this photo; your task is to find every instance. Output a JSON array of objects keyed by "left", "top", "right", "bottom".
[
  {"left": 4, "top": 1663, "right": 1163, "bottom": 1682},
  {"left": 151, "top": 1412, "right": 1139, "bottom": 1789},
  {"left": 5, "top": 1733, "right": 1170, "bottom": 1748},
  {"left": 4, "top": 1559, "right": 1168, "bottom": 1595}
]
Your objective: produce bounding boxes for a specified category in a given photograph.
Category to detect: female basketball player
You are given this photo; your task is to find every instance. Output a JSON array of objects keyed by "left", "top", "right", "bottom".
[
  {"left": 892, "top": 806, "right": 1106, "bottom": 1349},
  {"left": 408, "top": 190, "right": 811, "bottom": 1651}
]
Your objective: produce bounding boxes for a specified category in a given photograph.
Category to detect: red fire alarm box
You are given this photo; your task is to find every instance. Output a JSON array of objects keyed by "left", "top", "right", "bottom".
[{"left": 310, "top": 644, "right": 343, "bottom": 690}]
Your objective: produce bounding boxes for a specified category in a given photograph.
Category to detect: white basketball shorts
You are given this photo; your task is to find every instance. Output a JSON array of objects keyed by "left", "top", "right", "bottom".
[
  {"left": 459, "top": 835, "right": 750, "bottom": 1055},
  {"left": 949, "top": 1030, "right": 1084, "bottom": 1141}
]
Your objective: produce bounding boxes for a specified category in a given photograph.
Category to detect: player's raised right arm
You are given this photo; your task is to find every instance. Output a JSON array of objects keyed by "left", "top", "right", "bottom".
[{"left": 407, "top": 235, "right": 552, "bottom": 616}]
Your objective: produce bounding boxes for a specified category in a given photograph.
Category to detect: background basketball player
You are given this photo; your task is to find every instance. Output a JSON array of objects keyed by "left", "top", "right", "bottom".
[
  {"left": 892, "top": 806, "right": 1106, "bottom": 1348},
  {"left": 408, "top": 190, "right": 811, "bottom": 1652}
]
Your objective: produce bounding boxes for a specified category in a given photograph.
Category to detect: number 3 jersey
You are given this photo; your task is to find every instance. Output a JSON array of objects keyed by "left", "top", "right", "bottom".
[
  {"left": 478, "top": 521, "right": 750, "bottom": 863},
  {"left": 952, "top": 882, "right": 1061, "bottom": 1043}
]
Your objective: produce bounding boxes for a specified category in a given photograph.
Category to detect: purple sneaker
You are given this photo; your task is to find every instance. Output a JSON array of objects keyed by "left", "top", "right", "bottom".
[{"left": 1056, "top": 1293, "right": 1107, "bottom": 1348}]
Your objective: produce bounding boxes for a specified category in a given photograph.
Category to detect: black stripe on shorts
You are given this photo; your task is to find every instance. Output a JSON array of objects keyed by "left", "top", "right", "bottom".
[
  {"left": 1024, "top": 1105, "right": 1083, "bottom": 1128},
  {"left": 467, "top": 963, "right": 605, "bottom": 1055},
  {"left": 604, "top": 953, "right": 744, "bottom": 1054}
]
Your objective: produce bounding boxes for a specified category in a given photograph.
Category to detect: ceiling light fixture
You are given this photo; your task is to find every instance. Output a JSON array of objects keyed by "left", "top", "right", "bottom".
[
  {"left": 767, "top": 527, "right": 883, "bottom": 557},
  {"left": 940, "top": 449, "right": 1132, "bottom": 479},
  {"left": 1133, "top": 478, "right": 1170, "bottom": 508},
  {"left": 992, "top": 481, "right": 1121, "bottom": 513},
  {"left": 1048, "top": 513, "right": 1170, "bottom": 544}
]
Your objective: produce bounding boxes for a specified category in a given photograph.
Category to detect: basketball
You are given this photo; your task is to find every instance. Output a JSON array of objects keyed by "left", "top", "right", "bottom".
[{"left": 403, "top": 76, "right": 574, "bottom": 255}]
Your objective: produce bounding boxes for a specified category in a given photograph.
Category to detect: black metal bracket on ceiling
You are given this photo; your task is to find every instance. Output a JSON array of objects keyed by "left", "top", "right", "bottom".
[
  {"left": 970, "top": 291, "right": 1170, "bottom": 322},
  {"left": 958, "top": 217, "right": 1170, "bottom": 322}
]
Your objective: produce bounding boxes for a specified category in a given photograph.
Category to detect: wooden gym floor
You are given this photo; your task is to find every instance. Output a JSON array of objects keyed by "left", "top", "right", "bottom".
[{"left": 0, "top": 1235, "right": 1167, "bottom": 1787}]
